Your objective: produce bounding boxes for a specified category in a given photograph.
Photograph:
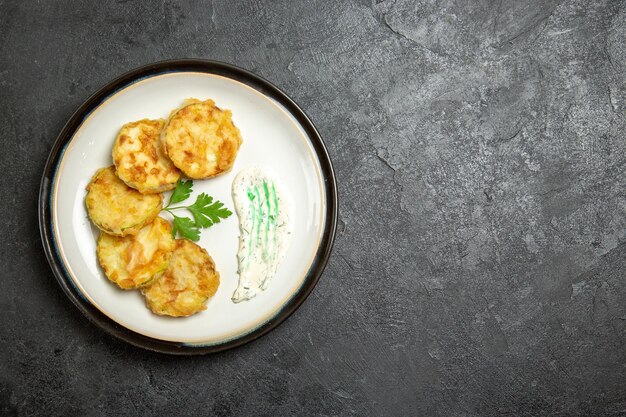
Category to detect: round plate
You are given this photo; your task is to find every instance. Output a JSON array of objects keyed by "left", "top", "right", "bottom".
[{"left": 39, "top": 60, "right": 337, "bottom": 354}]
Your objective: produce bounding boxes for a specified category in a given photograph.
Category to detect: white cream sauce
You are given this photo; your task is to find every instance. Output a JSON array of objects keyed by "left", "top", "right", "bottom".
[{"left": 231, "top": 166, "right": 293, "bottom": 302}]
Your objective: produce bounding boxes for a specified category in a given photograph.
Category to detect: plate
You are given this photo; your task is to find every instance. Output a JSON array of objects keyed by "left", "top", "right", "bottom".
[{"left": 38, "top": 60, "right": 337, "bottom": 354}]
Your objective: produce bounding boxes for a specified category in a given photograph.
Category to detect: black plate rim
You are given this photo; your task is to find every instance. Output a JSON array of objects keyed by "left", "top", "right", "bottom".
[{"left": 38, "top": 59, "right": 338, "bottom": 355}]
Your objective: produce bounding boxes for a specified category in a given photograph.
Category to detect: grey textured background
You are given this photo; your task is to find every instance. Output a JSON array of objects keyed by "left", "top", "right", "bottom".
[{"left": 1, "top": 0, "right": 625, "bottom": 415}]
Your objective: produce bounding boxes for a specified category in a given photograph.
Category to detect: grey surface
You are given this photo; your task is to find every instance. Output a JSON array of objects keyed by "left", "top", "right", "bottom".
[{"left": 1, "top": 0, "right": 625, "bottom": 415}]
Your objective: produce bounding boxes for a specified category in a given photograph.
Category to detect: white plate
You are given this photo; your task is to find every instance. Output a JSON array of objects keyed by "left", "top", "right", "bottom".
[{"left": 39, "top": 60, "right": 337, "bottom": 353}]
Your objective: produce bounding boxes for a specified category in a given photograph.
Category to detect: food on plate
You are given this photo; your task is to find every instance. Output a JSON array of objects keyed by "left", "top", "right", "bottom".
[
  {"left": 162, "top": 98, "right": 242, "bottom": 179},
  {"left": 112, "top": 118, "right": 181, "bottom": 194},
  {"left": 85, "top": 166, "right": 162, "bottom": 236},
  {"left": 86, "top": 97, "right": 242, "bottom": 317},
  {"left": 231, "top": 166, "right": 293, "bottom": 303},
  {"left": 142, "top": 239, "right": 220, "bottom": 317},
  {"left": 97, "top": 217, "right": 175, "bottom": 289}
]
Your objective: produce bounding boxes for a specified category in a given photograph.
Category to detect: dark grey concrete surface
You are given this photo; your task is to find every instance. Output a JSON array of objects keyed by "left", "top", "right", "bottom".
[{"left": 1, "top": 0, "right": 625, "bottom": 415}]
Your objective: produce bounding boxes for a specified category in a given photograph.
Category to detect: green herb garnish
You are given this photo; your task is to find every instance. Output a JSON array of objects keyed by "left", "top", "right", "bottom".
[{"left": 162, "top": 180, "right": 233, "bottom": 241}]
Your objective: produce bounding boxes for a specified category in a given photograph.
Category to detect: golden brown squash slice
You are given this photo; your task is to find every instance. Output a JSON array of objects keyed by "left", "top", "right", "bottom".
[
  {"left": 85, "top": 166, "right": 162, "bottom": 236},
  {"left": 142, "top": 239, "right": 220, "bottom": 317},
  {"left": 162, "top": 98, "right": 242, "bottom": 179},
  {"left": 97, "top": 217, "right": 175, "bottom": 290},
  {"left": 112, "top": 118, "right": 180, "bottom": 194}
]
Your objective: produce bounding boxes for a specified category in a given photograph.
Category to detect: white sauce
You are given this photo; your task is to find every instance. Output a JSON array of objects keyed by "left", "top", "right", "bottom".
[{"left": 231, "top": 166, "right": 293, "bottom": 302}]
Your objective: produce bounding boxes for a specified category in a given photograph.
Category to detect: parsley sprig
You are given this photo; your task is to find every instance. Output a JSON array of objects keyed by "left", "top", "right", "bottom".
[{"left": 162, "top": 180, "right": 233, "bottom": 241}]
